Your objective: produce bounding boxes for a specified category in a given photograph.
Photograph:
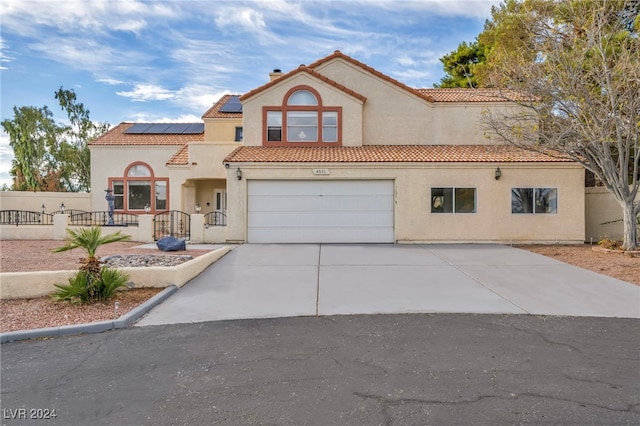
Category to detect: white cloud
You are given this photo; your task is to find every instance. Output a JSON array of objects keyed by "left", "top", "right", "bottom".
[
  {"left": 347, "top": 0, "right": 498, "bottom": 20},
  {"left": 0, "top": 0, "right": 177, "bottom": 37},
  {"left": 116, "top": 84, "right": 176, "bottom": 102},
  {"left": 396, "top": 56, "right": 417, "bottom": 67},
  {"left": 126, "top": 113, "right": 202, "bottom": 123},
  {"left": 97, "top": 78, "right": 125, "bottom": 86},
  {"left": 116, "top": 82, "right": 228, "bottom": 114},
  {"left": 0, "top": 131, "right": 14, "bottom": 189},
  {"left": 175, "top": 86, "right": 230, "bottom": 113},
  {"left": 0, "top": 37, "right": 15, "bottom": 70}
]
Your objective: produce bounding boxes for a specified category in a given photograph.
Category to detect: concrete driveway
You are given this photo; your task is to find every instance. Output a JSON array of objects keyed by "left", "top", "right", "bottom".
[{"left": 136, "top": 244, "right": 640, "bottom": 326}]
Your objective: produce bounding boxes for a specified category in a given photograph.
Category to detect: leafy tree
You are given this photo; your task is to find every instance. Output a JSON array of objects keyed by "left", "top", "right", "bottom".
[
  {"left": 480, "top": 0, "right": 639, "bottom": 249},
  {"left": 435, "top": 40, "right": 486, "bottom": 88},
  {"left": 2, "top": 106, "right": 60, "bottom": 191},
  {"left": 436, "top": 0, "right": 556, "bottom": 88},
  {"left": 54, "top": 88, "right": 110, "bottom": 192},
  {"left": 1, "top": 88, "right": 109, "bottom": 192}
]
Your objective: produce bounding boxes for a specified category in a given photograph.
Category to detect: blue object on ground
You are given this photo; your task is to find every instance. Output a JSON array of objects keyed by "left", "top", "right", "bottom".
[{"left": 156, "top": 236, "right": 186, "bottom": 252}]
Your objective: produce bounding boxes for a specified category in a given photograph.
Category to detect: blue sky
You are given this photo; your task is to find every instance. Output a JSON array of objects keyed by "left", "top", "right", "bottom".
[{"left": 0, "top": 0, "right": 498, "bottom": 188}]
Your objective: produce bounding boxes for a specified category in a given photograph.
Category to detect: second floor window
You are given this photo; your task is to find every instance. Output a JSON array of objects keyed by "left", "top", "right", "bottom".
[{"left": 264, "top": 86, "right": 341, "bottom": 146}]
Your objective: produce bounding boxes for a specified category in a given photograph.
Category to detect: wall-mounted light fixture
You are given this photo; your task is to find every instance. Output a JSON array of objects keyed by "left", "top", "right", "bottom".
[
  {"left": 60, "top": 202, "right": 65, "bottom": 213},
  {"left": 195, "top": 203, "right": 202, "bottom": 213},
  {"left": 236, "top": 168, "right": 242, "bottom": 180},
  {"left": 41, "top": 204, "right": 46, "bottom": 214},
  {"left": 495, "top": 167, "right": 502, "bottom": 180},
  {"left": 144, "top": 203, "right": 151, "bottom": 214}
]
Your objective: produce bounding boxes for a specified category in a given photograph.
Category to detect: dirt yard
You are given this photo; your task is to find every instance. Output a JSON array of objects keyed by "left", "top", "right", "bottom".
[
  {"left": 0, "top": 241, "right": 638, "bottom": 333},
  {"left": 0, "top": 240, "right": 213, "bottom": 333}
]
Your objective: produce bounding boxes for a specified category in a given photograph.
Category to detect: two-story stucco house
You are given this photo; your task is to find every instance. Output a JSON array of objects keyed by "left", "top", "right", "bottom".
[{"left": 90, "top": 51, "right": 585, "bottom": 244}]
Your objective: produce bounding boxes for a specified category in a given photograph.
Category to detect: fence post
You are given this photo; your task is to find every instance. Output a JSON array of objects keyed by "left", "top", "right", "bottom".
[
  {"left": 190, "top": 214, "right": 204, "bottom": 244},
  {"left": 53, "top": 214, "right": 69, "bottom": 240},
  {"left": 139, "top": 214, "right": 154, "bottom": 243}
]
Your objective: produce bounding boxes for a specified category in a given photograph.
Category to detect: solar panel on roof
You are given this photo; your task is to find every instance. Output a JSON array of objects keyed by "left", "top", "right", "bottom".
[
  {"left": 219, "top": 96, "right": 243, "bottom": 113},
  {"left": 124, "top": 123, "right": 154, "bottom": 134},
  {"left": 123, "top": 122, "right": 203, "bottom": 134},
  {"left": 145, "top": 123, "right": 171, "bottom": 134},
  {"left": 165, "top": 123, "right": 190, "bottom": 134},
  {"left": 184, "top": 123, "right": 204, "bottom": 134}
]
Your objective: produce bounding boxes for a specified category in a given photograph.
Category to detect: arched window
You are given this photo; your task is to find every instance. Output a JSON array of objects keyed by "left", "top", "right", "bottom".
[
  {"left": 108, "top": 162, "right": 169, "bottom": 213},
  {"left": 263, "top": 86, "right": 341, "bottom": 146}
]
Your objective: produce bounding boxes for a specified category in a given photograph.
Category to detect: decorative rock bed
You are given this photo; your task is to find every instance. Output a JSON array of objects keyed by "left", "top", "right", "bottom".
[{"left": 101, "top": 254, "right": 194, "bottom": 268}]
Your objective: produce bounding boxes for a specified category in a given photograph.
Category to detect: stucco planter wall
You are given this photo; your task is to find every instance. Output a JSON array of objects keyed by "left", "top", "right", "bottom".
[{"left": 0, "top": 246, "right": 231, "bottom": 299}]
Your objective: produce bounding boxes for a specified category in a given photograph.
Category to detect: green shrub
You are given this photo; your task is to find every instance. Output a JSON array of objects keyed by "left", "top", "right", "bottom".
[
  {"left": 52, "top": 267, "right": 129, "bottom": 304},
  {"left": 51, "top": 226, "right": 131, "bottom": 304}
]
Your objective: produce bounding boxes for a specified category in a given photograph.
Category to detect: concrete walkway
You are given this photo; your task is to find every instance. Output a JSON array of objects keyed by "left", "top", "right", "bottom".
[{"left": 136, "top": 244, "right": 640, "bottom": 326}]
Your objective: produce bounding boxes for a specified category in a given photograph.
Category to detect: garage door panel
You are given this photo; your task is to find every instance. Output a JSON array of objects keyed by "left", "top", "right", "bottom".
[
  {"left": 250, "top": 195, "right": 324, "bottom": 211},
  {"left": 321, "top": 195, "right": 390, "bottom": 211},
  {"left": 248, "top": 180, "right": 394, "bottom": 243}
]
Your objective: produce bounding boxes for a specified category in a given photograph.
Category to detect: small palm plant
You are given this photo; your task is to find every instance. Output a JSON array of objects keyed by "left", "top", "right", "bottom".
[{"left": 51, "top": 226, "right": 131, "bottom": 303}]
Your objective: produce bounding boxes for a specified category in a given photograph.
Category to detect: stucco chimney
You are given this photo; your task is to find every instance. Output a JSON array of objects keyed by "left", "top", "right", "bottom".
[{"left": 269, "top": 69, "right": 283, "bottom": 81}]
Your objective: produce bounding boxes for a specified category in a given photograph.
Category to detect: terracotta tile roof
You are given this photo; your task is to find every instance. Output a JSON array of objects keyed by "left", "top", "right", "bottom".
[
  {"left": 239, "top": 65, "right": 367, "bottom": 103},
  {"left": 202, "top": 94, "right": 244, "bottom": 119},
  {"left": 224, "top": 145, "right": 573, "bottom": 164},
  {"left": 308, "top": 50, "right": 438, "bottom": 103},
  {"left": 90, "top": 122, "right": 204, "bottom": 146},
  {"left": 167, "top": 145, "right": 189, "bottom": 166},
  {"left": 241, "top": 51, "right": 522, "bottom": 105},
  {"left": 416, "top": 88, "right": 530, "bottom": 103}
]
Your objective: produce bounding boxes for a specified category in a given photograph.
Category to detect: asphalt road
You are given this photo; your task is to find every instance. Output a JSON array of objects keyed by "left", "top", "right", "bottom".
[{"left": 1, "top": 314, "right": 639, "bottom": 425}]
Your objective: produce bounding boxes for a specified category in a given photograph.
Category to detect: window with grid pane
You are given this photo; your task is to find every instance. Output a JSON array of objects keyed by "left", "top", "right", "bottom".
[{"left": 263, "top": 86, "right": 341, "bottom": 146}]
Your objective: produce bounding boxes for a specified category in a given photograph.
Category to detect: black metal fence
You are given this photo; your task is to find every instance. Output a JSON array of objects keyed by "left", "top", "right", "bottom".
[
  {"left": 1, "top": 209, "right": 226, "bottom": 241},
  {"left": 204, "top": 210, "right": 227, "bottom": 227},
  {"left": 153, "top": 210, "right": 190, "bottom": 241},
  {"left": 0, "top": 210, "right": 139, "bottom": 227},
  {"left": 69, "top": 211, "right": 140, "bottom": 227},
  {"left": 0, "top": 210, "right": 53, "bottom": 225}
]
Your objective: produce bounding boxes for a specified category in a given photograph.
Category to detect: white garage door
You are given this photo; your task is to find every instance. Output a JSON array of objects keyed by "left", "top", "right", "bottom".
[{"left": 248, "top": 180, "right": 394, "bottom": 243}]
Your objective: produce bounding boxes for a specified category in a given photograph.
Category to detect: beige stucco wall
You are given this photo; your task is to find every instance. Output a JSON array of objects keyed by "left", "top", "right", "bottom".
[
  {"left": 242, "top": 73, "right": 365, "bottom": 146},
  {"left": 0, "top": 191, "right": 91, "bottom": 212},
  {"left": 203, "top": 118, "right": 243, "bottom": 142},
  {"left": 312, "top": 59, "right": 517, "bottom": 146},
  {"left": 0, "top": 246, "right": 231, "bottom": 299},
  {"left": 166, "top": 142, "right": 238, "bottom": 212},
  {"left": 242, "top": 59, "right": 526, "bottom": 147},
  {"left": 225, "top": 162, "right": 585, "bottom": 244},
  {"left": 89, "top": 145, "right": 181, "bottom": 211},
  {"left": 585, "top": 186, "right": 639, "bottom": 242}
]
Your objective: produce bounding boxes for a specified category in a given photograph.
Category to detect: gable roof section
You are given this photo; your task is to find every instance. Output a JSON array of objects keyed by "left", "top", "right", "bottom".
[
  {"left": 241, "top": 50, "right": 524, "bottom": 105},
  {"left": 224, "top": 145, "right": 573, "bottom": 164},
  {"left": 308, "top": 50, "right": 439, "bottom": 103},
  {"left": 91, "top": 122, "right": 204, "bottom": 146},
  {"left": 239, "top": 64, "right": 367, "bottom": 103},
  {"left": 167, "top": 145, "right": 189, "bottom": 166},
  {"left": 202, "top": 94, "right": 244, "bottom": 119}
]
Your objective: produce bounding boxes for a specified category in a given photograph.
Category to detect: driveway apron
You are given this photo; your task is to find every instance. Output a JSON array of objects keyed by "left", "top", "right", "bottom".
[{"left": 135, "top": 244, "right": 640, "bottom": 326}]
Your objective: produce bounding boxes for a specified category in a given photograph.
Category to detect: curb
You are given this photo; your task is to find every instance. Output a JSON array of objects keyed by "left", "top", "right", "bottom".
[{"left": 0, "top": 285, "right": 178, "bottom": 344}]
